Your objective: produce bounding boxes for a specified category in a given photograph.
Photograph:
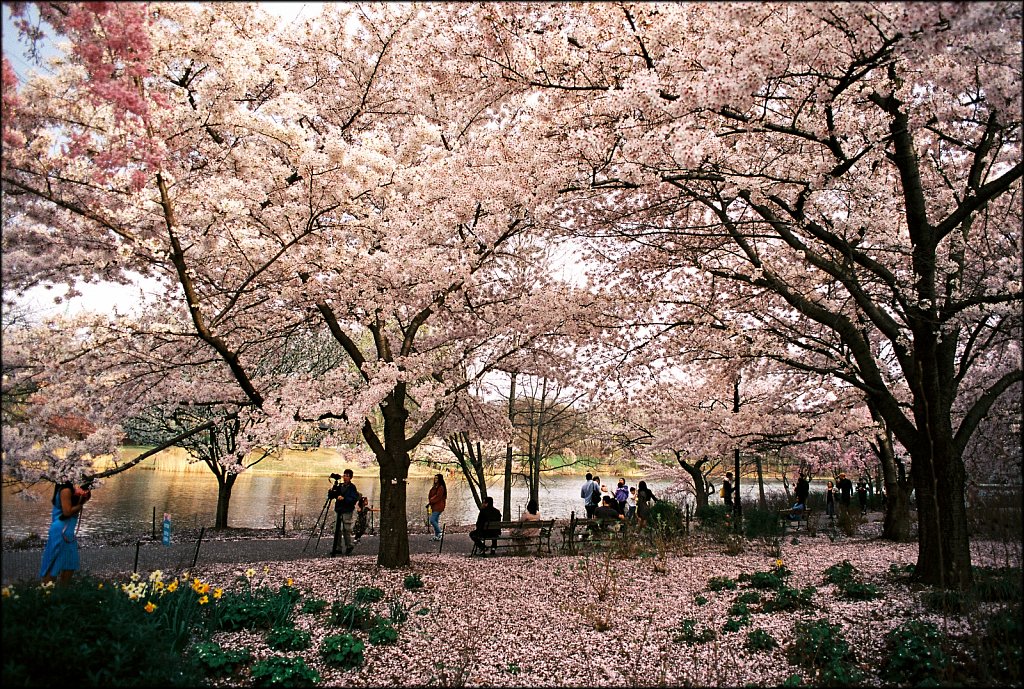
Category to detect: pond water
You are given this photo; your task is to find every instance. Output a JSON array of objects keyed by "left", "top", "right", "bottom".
[{"left": 1, "top": 466, "right": 722, "bottom": 541}]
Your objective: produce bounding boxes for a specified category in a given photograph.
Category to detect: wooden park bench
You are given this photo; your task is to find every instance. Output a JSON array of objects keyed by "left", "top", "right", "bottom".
[
  {"left": 779, "top": 508, "right": 814, "bottom": 532},
  {"left": 469, "top": 520, "right": 556, "bottom": 556},
  {"left": 560, "top": 512, "right": 628, "bottom": 554}
]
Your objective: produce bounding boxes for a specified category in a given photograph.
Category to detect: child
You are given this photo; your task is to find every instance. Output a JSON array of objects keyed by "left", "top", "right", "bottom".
[{"left": 353, "top": 496, "right": 370, "bottom": 542}]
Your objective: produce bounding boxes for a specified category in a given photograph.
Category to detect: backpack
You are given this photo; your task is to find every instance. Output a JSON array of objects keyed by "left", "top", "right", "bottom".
[{"left": 719, "top": 486, "right": 726, "bottom": 498}]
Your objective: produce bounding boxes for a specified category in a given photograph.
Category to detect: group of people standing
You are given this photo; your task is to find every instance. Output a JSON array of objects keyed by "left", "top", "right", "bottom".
[
  {"left": 789, "top": 471, "right": 873, "bottom": 520},
  {"left": 579, "top": 473, "right": 657, "bottom": 527}
]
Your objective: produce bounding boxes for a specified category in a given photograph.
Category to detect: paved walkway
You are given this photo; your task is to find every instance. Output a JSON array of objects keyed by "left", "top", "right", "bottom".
[{"left": 2, "top": 531, "right": 475, "bottom": 586}]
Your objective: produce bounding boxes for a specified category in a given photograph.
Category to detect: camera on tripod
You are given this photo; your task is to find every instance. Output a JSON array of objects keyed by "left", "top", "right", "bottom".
[
  {"left": 303, "top": 472, "right": 348, "bottom": 554},
  {"left": 327, "top": 473, "right": 344, "bottom": 499}
]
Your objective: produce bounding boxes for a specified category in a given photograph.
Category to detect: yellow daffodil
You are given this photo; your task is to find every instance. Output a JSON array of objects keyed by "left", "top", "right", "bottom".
[
  {"left": 97, "top": 583, "right": 104, "bottom": 590},
  {"left": 245, "top": 568, "right": 256, "bottom": 579},
  {"left": 167, "top": 580, "right": 179, "bottom": 593},
  {"left": 213, "top": 588, "right": 223, "bottom": 599},
  {"left": 148, "top": 570, "right": 164, "bottom": 583},
  {"left": 198, "top": 595, "right": 209, "bottom": 605},
  {"left": 130, "top": 572, "right": 141, "bottom": 582},
  {"left": 144, "top": 601, "right": 157, "bottom": 613},
  {"left": 154, "top": 581, "right": 165, "bottom": 591},
  {"left": 286, "top": 578, "right": 293, "bottom": 587},
  {"left": 776, "top": 559, "right": 784, "bottom": 568},
  {"left": 2, "top": 586, "right": 12, "bottom": 598},
  {"left": 263, "top": 566, "right": 269, "bottom": 574}
]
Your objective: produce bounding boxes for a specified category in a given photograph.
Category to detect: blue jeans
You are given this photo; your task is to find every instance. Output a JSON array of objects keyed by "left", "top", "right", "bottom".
[{"left": 429, "top": 510, "right": 442, "bottom": 537}]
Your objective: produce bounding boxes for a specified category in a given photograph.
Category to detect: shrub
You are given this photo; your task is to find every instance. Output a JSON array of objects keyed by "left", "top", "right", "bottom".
[
  {"left": 648, "top": 500, "right": 685, "bottom": 534},
  {"left": 979, "top": 606, "right": 1023, "bottom": 686},
  {"left": 884, "top": 620, "right": 949, "bottom": 687},
  {"left": 266, "top": 624, "right": 312, "bottom": 651},
  {"left": 693, "top": 594, "right": 709, "bottom": 606},
  {"left": 329, "top": 601, "right": 374, "bottom": 629},
  {"left": 211, "top": 582, "right": 299, "bottom": 631},
  {"left": 300, "top": 597, "right": 329, "bottom": 614},
  {"left": 696, "top": 502, "right": 730, "bottom": 527},
  {"left": 386, "top": 597, "right": 429, "bottom": 625},
  {"left": 368, "top": 619, "right": 400, "bottom": 645},
  {"left": 672, "top": 618, "right": 716, "bottom": 645},
  {"left": 403, "top": 573, "right": 424, "bottom": 590},
  {"left": 786, "top": 618, "right": 862, "bottom": 687},
  {"left": 838, "top": 580, "right": 879, "bottom": 600},
  {"left": 723, "top": 614, "right": 752, "bottom": 633},
  {"left": 761, "top": 585, "right": 817, "bottom": 613},
  {"left": 728, "top": 600, "right": 751, "bottom": 617},
  {"left": 822, "top": 560, "right": 858, "bottom": 587},
  {"left": 972, "top": 566, "right": 1022, "bottom": 602},
  {"left": 888, "top": 563, "right": 915, "bottom": 577},
  {"left": 250, "top": 655, "right": 321, "bottom": 687},
  {"left": 742, "top": 503, "right": 786, "bottom": 539},
  {"left": 735, "top": 590, "right": 762, "bottom": 605},
  {"left": 739, "top": 570, "right": 785, "bottom": 591},
  {"left": 921, "top": 588, "right": 971, "bottom": 614},
  {"left": 321, "top": 633, "right": 365, "bottom": 670},
  {"left": 190, "top": 641, "right": 253, "bottom": 678},
  {"left": 1, "top": 576, "right": 205, "bottom": 688},
  {"left": 708, "top": 576, "right": 737, "bottom": 591},
  {"left": 353, "top": 586, "right": 385, "bottom": 603},
  {"left": 745, "top": 628, "right": 779, "bottom": 652}
]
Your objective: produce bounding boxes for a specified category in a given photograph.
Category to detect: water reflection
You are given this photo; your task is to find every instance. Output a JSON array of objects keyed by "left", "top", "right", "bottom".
[{"left": 3, "top": 468, "right": 692, "bottom": 541}]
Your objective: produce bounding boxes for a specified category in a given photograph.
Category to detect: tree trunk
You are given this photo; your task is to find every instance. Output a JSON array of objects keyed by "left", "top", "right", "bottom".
[
  {"left": 213, "top": 473, "right": 237, "bottom": 529},
  {"left": 503, "top": 371, "right": 516, "bottom": 520},
  {"left": 754, "top": 455, "right": 766, "bottom": 508},
  {"left": 674, "top": 451, "right": 711, "bottom": 515},
  {"left": 883, "top": 479, "right": 913, "bottom": 542},
  {"left": 733, "top": 448, "right": 742, "bottom": 525},
  {"left": 372, "top": 401, "right": 412, "bottom": 569},
  {"left": 909, "top": 435, "right": 972, "bottom": 590},
  {"left": 376, "top": 453, "right": 410, "bottom": 568},
  {"left": 874, "top": 427, "right": 913, "bottom": 542},
  {"left": 732, "top": 378, "right": 742, "bottom": 526}
]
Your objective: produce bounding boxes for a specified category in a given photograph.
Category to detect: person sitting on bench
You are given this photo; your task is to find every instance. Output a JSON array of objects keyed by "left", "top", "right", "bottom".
[
  {"left": 469, "top": 496, "right": 502, "bottom": 552},
  {"left": 789, "top": 502, "right": 806, "bottom": 520},
  {"left": 594, "top": 495, "right": 623, "bottom": 522}
]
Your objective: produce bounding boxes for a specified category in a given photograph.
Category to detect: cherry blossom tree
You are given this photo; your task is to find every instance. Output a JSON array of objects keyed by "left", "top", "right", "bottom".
[
  {"left": 444, "top": 2, "right": 1022, "bottom": 589},
  {"left": 1, "top": 2, "right": 588, "bottom": 568},
  {"left": 431, "top": 388, "right": 511, "bottom": 512}
]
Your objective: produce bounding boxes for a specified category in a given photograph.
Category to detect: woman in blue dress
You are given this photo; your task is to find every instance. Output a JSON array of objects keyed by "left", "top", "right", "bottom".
[{"left": 39, "top": 481, "right": 91, "bottom": 585}]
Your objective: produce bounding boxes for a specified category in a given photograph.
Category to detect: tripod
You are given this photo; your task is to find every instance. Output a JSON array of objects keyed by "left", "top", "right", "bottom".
[{"left": 303, "top": 478, "right": 341, "bottom": 554}]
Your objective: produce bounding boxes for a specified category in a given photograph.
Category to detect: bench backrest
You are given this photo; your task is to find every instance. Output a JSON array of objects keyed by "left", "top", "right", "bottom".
[
  {"left": 485, "top": 520, "right": 555, "bottom": 531},
  {"left": 575, "top": 518, "right": 626, "bottom": 531}
]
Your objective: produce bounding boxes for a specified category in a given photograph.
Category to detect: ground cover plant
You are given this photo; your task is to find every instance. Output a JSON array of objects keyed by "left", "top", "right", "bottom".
[{"left": 2, "top": 521, "right": 1019, "bottom": 687}]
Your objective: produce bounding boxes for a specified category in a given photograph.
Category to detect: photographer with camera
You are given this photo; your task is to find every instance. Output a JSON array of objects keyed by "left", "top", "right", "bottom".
[
  {"left": 329, "top": 469, "right": 360, "bottom": 556},
  {"left": 39, "top": 478, "right": 92, "bottom": 585}
]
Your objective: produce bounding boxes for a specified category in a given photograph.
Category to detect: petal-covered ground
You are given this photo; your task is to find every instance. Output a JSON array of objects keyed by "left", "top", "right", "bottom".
[{"left": 187, "top": 523, "right": 1021, "bottom": 687}]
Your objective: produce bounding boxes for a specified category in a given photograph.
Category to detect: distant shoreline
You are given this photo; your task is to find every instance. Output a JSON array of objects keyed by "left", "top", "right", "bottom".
[{"left": 88, "top": 446, "right": 641, "bottom": 480}]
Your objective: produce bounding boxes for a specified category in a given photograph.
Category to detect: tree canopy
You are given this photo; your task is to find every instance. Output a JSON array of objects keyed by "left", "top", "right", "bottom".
[{"left": 2, "top": 2, "right": 1020, "bottom": 582}]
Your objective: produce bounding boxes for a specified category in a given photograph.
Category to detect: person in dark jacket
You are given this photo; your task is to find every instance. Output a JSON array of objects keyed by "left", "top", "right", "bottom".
[
  {"left": 469, "top": 496, "right": 502, "bottom": 553},
  {"left": 331, "top": 469, "right": 359, "bottom": 556},
  {"left": 794, "top": 473, "right": 810, "bottom": 507}
]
